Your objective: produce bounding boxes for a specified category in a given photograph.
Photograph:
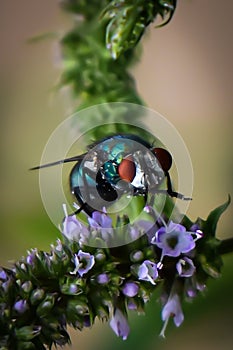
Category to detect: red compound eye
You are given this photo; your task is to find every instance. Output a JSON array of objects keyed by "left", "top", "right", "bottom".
[
  {"left": 153, "top": 148, "right": 172, "bottom": 172},
  {"left": 118, "top": 155, "right": 136, "bottom": 182}
]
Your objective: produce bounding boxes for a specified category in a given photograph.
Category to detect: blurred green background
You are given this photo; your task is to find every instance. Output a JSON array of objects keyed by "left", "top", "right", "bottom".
[{"left": 1, "top": 0, "right": 233, "bottom": 349}]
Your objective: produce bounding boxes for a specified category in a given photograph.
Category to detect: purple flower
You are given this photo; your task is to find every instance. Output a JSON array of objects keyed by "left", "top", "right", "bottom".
[
  {"left": 110, "top": 309, "right": 130, "bottom": 340},
  {"left": 87, "top": 210, "right": 114, "bottom": 242},
  {"left": 138, "top": 260, "right": 158, "bottom": 285},
  {"left": 0, "top": 269, "right": 7, "bottom": 281},
  {"left": 71, "top": 250, "right": 95, "bottom": 277},
  {"left": 160, "top": 293, "right": 184, "bottom": 338},
  {"left": 14, "top": 300, "right": 28, "bottom": 313},
  {"left": 63, "top": 214, "right": 89, "bottom": 241},
  {"left": 88, "top": 210, "right": 112, "bottom": 229},
  {"left": 151, "top": 221, "right": 196, "bottom": 261},
  {"left": 122, "top": 282, "right": 139, "bottom": 297},
  {"left": 176, "top": 257, "right": 196, "bottom": 277}
]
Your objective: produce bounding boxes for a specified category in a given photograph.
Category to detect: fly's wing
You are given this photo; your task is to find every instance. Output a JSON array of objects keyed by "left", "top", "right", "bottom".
[{"left": 131, "top": 150, "right": 165, "bottom": 192}]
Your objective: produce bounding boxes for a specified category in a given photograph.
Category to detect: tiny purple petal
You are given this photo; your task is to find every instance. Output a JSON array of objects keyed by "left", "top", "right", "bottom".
[
  {"left": 0, "top": 270, "right": 7, "bottom": 280},
  {"left": 161, "top": 293, "right": 184, "bottom": 330},
  {"left": 138, "top": 260, "right": 158, "bottom": 285},
  {"left": 176, "top": 257, "right": 196, "bottom": 277},
  {"left": 71, "top": 250, "right": 95, "bottom": 277},
  {"left": 127, "top": 300, "right": 137, "bottom": 310},
  {"left": 196, "top": 281, "right": 206, "bottom": 292},
  {"left": 54, "top": 239, "right": 63, "bottom": 252},
  {"left": 190, "top": 223, "right": 200, "bottom": 232},
  {"left": 110, "top": 309, "right": 130, "bottom": 340},
  {"left": 184, "top": 277, "right": 206, "bottom": 299},
  {"left": 69, "top": 284, "right": 78, "bottom": 294},
  {"left": 122, "top": 282, "right": 139, "bottom": 297},
  {"left": 88, "top": 211, "right": 112, "bottom": 228},
  {"left": 186, "top": 284, "right": 197, "bottom": 298},
  {"left": 63, "top": 214, "right": 88, "bottom": 241},
  {"left": 14, "top": 300, "right": 28, "bottom": 313},
  {"left": 26, "top": 249, "right": 37, "bottom": 265}
]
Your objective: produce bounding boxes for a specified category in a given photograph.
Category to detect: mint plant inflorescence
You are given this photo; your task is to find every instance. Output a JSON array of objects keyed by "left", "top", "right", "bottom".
[
  {"left": 0, "top": 197, "right": 230, "bottom": 348},
  {"left": 1, "top": 1, "right": 231, "bottom": 349}
]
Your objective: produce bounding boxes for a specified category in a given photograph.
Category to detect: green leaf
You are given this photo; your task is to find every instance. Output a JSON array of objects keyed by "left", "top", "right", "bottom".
[{"left": 203, "top": 195, "right": 231, "bottom": 237}]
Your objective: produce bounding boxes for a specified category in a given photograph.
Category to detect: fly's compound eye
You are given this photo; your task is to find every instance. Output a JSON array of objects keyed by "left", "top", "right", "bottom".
[
  {"left": 153, "top": 147, "right": 172, "bottom": 172},
  {"left": 118, "top": 155, "right": 136, "bottom": 182}
]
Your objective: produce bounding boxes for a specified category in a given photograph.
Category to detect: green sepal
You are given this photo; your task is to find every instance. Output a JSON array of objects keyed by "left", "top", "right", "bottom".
[
  {"left": 36, "top": 295, "right": 56, "bottom": 317},
  {"left": 21, "top": 281, "right": 33, "bottom": 294},
  {"left": 65, "top": 296, "right": 90, "bottom": 326},
  {"left": 18, "top": 341, "right": 36, "bottom": 350},
  {"left": 14, "top": 325, "right": 42, "bottom": 341},
  {"left": 30, "top": 289, "right": 45, "bottom": 305}
]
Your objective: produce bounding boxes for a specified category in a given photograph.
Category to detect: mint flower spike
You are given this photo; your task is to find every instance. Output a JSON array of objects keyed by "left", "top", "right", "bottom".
[{"left": 0, "top": 198, "right": 231, "bottom": 348}]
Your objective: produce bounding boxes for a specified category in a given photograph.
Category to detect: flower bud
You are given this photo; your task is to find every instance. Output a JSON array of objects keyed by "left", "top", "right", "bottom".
[
  {"left": 130, "top": 250, "right": 143, "bottom": 262},
  {"left": 14, "top": 300, "right": 28, "bottom": 314},
  {"left": 21, "top": 281, "right": 33, "bottom": 293},
  {"left": 30, "top": 289, "right": 45, "bottom": 305},
  {"left": 36, "top": 295, "right": 55, "bottom": 317}
]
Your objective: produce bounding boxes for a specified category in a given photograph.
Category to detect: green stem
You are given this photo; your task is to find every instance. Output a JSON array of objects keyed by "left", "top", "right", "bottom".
[{"left": 218, "top": 237, "right": 233, "bottom": 255}]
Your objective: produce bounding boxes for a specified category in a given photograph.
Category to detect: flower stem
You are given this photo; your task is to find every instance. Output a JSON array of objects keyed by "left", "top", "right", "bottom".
[{"left": 218, "top": 237, "right": 233, "bottom": 255}]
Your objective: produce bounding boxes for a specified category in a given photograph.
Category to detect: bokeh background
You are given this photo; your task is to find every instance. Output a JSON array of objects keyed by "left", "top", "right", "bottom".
[{"left": 1, "top": 0, "right": 233, "bottom": 349}]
